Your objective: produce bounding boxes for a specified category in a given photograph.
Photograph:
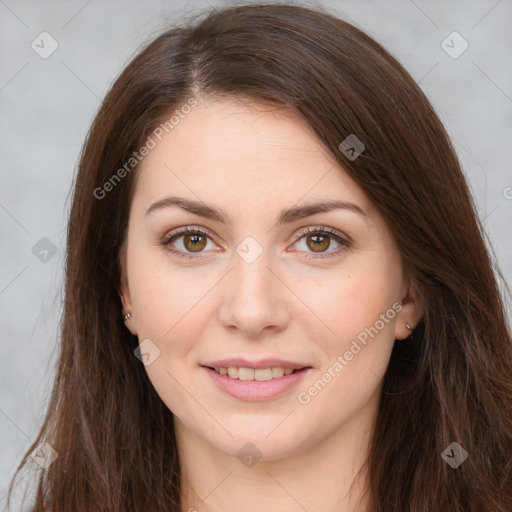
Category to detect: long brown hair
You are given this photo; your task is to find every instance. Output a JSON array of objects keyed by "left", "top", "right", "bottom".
[{"left": 7, "top": 3, "right": 512, "bottom": 510}]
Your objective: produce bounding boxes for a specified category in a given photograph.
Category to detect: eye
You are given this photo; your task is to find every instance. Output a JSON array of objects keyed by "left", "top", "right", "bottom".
[
  {"left": 291, "top": 226, "right": 352, "bottom": 260},
  {"left": 161, "top": 226, "right": 218, "bottom": 260},
  {"left": 161, "top": 225, "right": 352, "bottom": 260}
]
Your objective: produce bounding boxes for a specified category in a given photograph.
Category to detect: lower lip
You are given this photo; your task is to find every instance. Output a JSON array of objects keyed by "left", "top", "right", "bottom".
[{"left": 203, "top": 367, "right": 311, "bottom": 401}]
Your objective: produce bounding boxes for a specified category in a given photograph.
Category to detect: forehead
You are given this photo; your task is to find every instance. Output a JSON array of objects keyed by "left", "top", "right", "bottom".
[{"left": 131, "top": 97, "right": 373, "bottom": 218}]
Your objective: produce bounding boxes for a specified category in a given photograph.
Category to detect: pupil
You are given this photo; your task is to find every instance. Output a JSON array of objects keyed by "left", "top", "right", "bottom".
[
  {"left": 309, "top": 234, "right": 329, "bottom": 252},
  {"left": 186, "top": 234, "right": 205, "bottom": 251}
]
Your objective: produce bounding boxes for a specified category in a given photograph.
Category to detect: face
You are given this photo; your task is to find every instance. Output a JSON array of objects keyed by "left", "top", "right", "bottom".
[{"left": 119, "top": 96, "right": 422, "bottom": 460}]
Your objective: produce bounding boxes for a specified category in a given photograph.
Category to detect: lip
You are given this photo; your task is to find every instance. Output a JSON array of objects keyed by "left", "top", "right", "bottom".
[
  {"left": 202, "top": 365, "right": 312, "bottom": 401},
  {"left": 202, "top": 358, "right": 310, "bottom": 370}
]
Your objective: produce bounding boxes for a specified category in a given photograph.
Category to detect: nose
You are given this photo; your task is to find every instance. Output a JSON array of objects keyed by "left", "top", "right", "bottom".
[{"left": 217, "top": 252, "right": 291, "bottom": 338}]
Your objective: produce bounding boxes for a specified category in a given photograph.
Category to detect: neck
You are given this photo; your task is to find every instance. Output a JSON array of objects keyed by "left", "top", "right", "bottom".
[{"left": 176, "top": 394, "right": 378, "bottom": 512}]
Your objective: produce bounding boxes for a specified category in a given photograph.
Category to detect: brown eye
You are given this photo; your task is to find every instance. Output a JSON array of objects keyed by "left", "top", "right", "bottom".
[
  {"left": 162, "top": 226, "right": 216, "bottom": 259},
  {"left": 163, "top": 225, "right": 351, "bottom": 261},
  {"left": 183, "top": 233, "right": 207, "bottom": 252},
  {"left": 293, "top": 226, "right": 352, "bottom": 260},
  {"left": 306, "top": 233, "right": 331, "bottom": 252}
]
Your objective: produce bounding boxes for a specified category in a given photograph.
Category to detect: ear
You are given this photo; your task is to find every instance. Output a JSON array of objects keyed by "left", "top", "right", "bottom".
[
  {"left": 118, "top": 242, "right": 138, "bottom": 336},
  {"left": 394, "top": 278, "right": 423, "bottom": 340}
]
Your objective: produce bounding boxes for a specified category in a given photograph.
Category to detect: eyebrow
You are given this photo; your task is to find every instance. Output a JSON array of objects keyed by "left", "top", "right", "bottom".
[{"left": 144, "top": 196, "right": 367, "bottom": 226}]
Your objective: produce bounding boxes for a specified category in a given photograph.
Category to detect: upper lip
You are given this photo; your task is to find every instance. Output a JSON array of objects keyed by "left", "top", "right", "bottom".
[{"left": 202, "top": 358, "right": 311, "bottom": 370}]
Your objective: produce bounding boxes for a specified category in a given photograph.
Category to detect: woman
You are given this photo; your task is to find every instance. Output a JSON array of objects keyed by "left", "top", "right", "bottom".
[{"left": 7, "top": 3, "right": 512, "bottom": 511}]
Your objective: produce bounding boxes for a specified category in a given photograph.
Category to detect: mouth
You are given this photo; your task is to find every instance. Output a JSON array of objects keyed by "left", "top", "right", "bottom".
[
  {"left": 206, "top": 365, "right": 302, "bottom": 381},
  {"left": 201, "top": 363, "right": 312, "bottom": 401}
]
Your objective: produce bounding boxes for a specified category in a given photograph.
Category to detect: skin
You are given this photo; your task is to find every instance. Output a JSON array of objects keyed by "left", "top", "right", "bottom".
[{"left": 119, "top": 96, "right": 423, "bottom": 512}]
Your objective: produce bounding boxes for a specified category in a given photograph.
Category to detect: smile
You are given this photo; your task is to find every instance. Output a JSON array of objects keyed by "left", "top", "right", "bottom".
[
  {"left": 210, "top": 366, "right": 296, "bottom": 381},
  {"left": 202, "top": 366, "right": 311, "bottom": 401}
]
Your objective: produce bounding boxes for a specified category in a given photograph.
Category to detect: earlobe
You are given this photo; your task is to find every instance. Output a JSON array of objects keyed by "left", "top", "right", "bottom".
[
  {"left": 118, "top": 251, "right": 138, "bottom": 336},
  {"left": 395, "top": 281, "right": 423, "bottom": 340},
  {"left": 118, "top": 264, "right": 133, "bottom": 314},
  {"left": 118, "top": 287, "right": 138, "bottom": 336}
]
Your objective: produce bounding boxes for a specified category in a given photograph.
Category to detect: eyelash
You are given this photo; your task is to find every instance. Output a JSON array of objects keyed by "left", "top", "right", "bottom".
[{"left": 161, "top": 225, "right": 352, "bottom": 261}]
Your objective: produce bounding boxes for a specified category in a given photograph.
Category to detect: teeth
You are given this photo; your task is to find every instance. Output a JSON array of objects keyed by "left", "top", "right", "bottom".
[
  {"left": 272, "top": 367, "right": 284, "bottom": 378},
  {"left": 239, "top": 367, "right": 255, "bottom": 380},
  {"left": 213, "top": 366, "right": 299, "bottom": 380}
]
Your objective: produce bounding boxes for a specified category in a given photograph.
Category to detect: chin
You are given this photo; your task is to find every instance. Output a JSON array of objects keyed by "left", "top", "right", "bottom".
[{"left": 200, "top": 421, "right": 311, "bottom": 462}]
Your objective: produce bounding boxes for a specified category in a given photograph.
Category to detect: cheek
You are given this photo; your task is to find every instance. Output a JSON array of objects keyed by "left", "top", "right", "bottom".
[
  {"left": 128, "top": 252, "right": 216, "bottom": 395},
  {"left": 297, "top": 268, "right": 398, "bottom": 392},
  {"left": 294, "top": 268, "right": 399, "bottom": 413},
  {"left": 300, "top": 265, "right": 398, "bottom": 342},
  {"left": 128, "top": 247, "right": 208, "bottom": 337},
  {"left": 130, "top": 265, "right": 207, "bottom": 417}
]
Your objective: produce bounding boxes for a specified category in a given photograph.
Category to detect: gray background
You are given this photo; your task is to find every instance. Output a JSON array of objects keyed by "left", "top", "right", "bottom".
[{"left": 1, "top": 0, "right": 511, "bottom": 508}]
